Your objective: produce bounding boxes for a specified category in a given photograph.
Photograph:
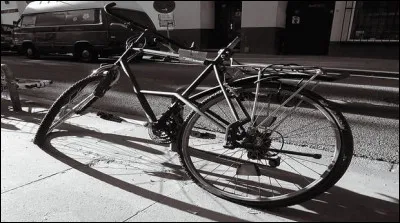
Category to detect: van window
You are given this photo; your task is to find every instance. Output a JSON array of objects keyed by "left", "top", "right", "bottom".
[
  {"left": 21, "top": 15, "right": 36, "bottom": 27},
  {"left": 36, "top": 12, "right": 66, "bottom": 26},
  {"left": 65, "top": 9, "right": 99, "bottom": 25}
]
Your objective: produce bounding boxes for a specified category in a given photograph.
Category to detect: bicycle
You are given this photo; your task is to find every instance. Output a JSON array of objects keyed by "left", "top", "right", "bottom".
[{"left": 33, "top": 2, "right": 353, "bottom": 208}]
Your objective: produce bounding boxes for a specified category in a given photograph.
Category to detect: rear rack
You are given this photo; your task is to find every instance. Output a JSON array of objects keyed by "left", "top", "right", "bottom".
[
  {"left": 228, "top": 58, "right": 350, "bottom": 82},
  {"left": 131, "top": 48, "right": 350, "bottom": 82}
]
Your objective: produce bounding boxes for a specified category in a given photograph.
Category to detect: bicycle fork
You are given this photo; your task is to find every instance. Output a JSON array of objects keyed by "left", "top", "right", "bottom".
[{"left": 76, "top": 64, "right": 121, "bottom": 115}]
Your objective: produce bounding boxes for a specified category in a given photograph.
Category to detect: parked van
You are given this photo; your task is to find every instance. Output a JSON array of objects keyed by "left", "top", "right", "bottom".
[{"left": 13, "top": 1, "right": 157, "bottom": 62}]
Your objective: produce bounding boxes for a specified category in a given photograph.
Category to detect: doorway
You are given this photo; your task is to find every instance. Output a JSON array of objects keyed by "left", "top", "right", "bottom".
[
  {"left": 214, "top": 1, "right": 242, "bottom": 49},
  {"left": 284, "top": 1, "right": 335, "bottom": 55}
]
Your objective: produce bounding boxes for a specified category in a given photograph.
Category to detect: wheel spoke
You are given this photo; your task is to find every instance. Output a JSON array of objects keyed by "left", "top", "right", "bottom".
[{"left": 179, "top": 83, "right": 350, "bottom": 206}]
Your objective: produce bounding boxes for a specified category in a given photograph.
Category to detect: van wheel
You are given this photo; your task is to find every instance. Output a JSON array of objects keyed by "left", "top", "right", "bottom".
[
  {"left": 76, "top": 46, "right": 98, "bottom": 62},
  {"left": 25, "top": 45, "right": 40, "bottom": 59}
]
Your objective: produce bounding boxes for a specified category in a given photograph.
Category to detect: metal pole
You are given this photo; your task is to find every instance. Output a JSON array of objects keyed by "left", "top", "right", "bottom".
[
  {"left": 167, "top": 22, "right": 171, "bottom": 47},
  {"left": 1, "top": 64, "right": 21, "bottom": 112}
]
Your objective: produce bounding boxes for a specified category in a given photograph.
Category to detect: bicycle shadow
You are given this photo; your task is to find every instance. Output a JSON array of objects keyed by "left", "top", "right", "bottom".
[
  {"left": 1, "top": 98, "right": 44, "bottom": 131},
  {"left": 152, "top": 158, "right": 399, "bottom": 221},
  {"left": 2, "top": 99, "right": 399, "bottom": 221},
  {"left": 39, "top": 133, "right": 251, "bottom": 222},
  {"left": 1, "top": 98, "right": 165, "bottom": 155},
  {"left": 268, "top": 190, "right": 399, "bottom": 222},
  {"left": 2, "top": 99, "right": 249, "bottom": 221},
  {"left": 41, "top": 129, "right": 399, "bottom": 222}
]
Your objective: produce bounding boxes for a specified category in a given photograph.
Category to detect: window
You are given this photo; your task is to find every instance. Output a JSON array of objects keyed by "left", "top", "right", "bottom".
[
  {"left": 36, "top": 12, "right": 66, "bottom": 26},
  {"left": 349, "top": 1, "right": 399, "bottom": 41},
  {"left": 21, "top": 14, "right": 36, "bottom": 27},
  {"left": 65, "top": 9, "right": 99, "bottom": 25}
]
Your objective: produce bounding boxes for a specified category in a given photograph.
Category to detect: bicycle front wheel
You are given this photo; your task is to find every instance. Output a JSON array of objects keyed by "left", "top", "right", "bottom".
[
  {"left": 34, "top": 75, "right": 104, "bottom": 146},
  {"left": 178, "top": 82, "right": 353, "bottom": 208}
]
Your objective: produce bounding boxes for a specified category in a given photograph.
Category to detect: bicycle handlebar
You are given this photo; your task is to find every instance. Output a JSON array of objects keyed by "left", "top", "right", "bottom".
[
  {"left": 226, "top": 36, "right": 241, "bottom": 50},
  {"left": 104, "top": 2, "right": 188, "bottom": 50},
  {"left": 104, "top": 2, "right": 148, "bottom": 31},
  {"left": 104, "top": 2, "right": 242, "bottom": 63}
]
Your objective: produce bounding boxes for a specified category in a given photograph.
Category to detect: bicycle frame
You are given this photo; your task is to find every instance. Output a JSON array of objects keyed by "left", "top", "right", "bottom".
[
  {"left": 110, "top": 40, "right": 247, "bottom": 132},
  {"left": 99, "top": 2, "right": 349, "bottom": 134}
]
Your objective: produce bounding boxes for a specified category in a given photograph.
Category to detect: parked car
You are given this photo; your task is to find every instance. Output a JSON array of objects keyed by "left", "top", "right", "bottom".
[
  {"left": 13, "top": 1, "right": 158, "bottom": 62},
  {"left": 1, "top": 24, "right": 15, "bottom": 51}
]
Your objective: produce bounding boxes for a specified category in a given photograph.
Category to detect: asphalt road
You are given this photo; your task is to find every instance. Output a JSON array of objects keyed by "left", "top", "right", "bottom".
[{"left": 1, "top": 54, "right": 399, "bottom": 164}]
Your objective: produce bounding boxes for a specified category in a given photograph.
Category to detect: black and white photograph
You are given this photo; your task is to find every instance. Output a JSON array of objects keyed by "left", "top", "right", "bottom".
[{"left": 1, "top": 1, "right": 398, "bottom": 222}]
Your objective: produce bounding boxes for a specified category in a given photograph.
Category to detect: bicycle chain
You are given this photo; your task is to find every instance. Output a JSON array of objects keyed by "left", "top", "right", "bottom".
[{"left": 148, "top": 104, "right": 184, "bottom": 143}]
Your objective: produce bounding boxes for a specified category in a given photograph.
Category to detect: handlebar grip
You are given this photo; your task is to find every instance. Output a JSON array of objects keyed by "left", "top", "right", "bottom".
[
  {"left": 227, "top": 36, "right": 240, "bottom": 50},
  {"left": 104, "top": 2, "right": 117, "bottom": 15}
]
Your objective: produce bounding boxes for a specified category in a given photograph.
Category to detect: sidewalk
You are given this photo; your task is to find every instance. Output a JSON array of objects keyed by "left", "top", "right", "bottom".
[{"left": 1, "top": 98, "right": 399, "bottom": 222}]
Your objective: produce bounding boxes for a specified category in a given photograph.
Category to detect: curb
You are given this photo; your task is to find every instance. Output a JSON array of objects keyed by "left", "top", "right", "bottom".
[
  {"left": 324, "top": 67, "right": 399, "bottom": 79},
  {"left": 143, "top": 58, "right": 399, "bottom": 78}
]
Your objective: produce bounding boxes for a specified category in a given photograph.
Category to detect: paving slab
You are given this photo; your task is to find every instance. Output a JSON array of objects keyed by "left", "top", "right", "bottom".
[{"left": 1, "top": 99, "right": 399, "bottom": 222}]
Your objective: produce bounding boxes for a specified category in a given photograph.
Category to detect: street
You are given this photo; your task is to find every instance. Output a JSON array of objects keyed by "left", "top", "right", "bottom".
[{"left": 1, "top": 54, "right": 399, "bottom": 163}]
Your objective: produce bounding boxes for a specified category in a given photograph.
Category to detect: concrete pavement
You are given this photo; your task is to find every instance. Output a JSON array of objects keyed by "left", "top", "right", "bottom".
[{"left": 1, "top": 97, "right": 399, "bottom": 222}]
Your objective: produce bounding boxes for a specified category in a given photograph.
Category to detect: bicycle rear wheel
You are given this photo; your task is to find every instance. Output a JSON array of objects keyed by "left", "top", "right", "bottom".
[
  {"left": 34, "top": 75, "right": 104, "bottom": 146},
  {"left": 178, "top": 82, "right": 353, "bottom": 208}
]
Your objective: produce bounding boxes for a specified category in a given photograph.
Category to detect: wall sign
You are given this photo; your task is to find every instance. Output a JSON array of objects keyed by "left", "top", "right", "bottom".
[
  {"left": 292, "top": 16, "right": 300, "bottom": 24},
  {"left": 158, "top": 13, "right": 175, "bottom": 28}
]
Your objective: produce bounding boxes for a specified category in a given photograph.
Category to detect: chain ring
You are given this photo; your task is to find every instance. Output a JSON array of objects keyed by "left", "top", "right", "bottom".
[
  {"left": 148, "top": 123, "right": 172, "bottom": 144},
  {"left": 147, "top": 107, "right": 184, "bottom": 145}
]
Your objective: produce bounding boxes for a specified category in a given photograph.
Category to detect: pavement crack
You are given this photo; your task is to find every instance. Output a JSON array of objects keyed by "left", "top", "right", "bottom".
[
  {"left": 1, "top": 168, "right": 73, "bottom": 194},
  {"left": 122, "top": 201, "right": 158, "bottom": 222},
  {"left": 121, "top": 184, "right": 189, "bottom": 222}
]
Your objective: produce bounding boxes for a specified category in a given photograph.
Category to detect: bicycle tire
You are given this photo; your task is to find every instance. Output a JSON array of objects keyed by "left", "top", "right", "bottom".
[
  {"left": 177, "top": 82, "right": 353, "bottom": 208},
  {"left": 34, "top": 75, "right": 104, "bottom": 146}
]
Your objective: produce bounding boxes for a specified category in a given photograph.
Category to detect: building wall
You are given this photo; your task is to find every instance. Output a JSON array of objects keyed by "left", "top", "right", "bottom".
[
  {"left": 2, "top": 1, "right": 396, "bottom": 58},
  {"left": 1, "top": 1, "right": 20, "bottom": 24},
  {"left": 240, "top": 1, "right": 287, "bottom": 54},
  {"left": 137, "top": 1, "right": 214, "bottom": 48},
  {"left": 1, "top": 1, "right": 18, "bottom": 11},
  {"left": 1, "top": 11, "right": 19, "bottom": 24},
  {"left": 138, "top": 1, "right": 288, "bottom": 52}
]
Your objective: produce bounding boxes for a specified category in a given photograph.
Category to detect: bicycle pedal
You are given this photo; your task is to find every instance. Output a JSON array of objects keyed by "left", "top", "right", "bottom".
[{"left": 97, "top": 111, "right": 124, "bottom": 123}]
